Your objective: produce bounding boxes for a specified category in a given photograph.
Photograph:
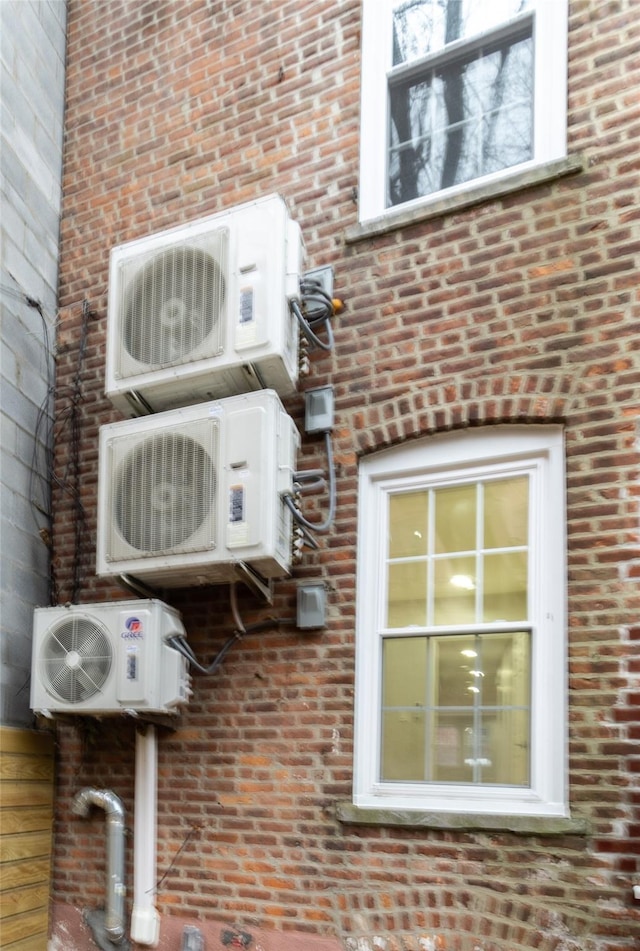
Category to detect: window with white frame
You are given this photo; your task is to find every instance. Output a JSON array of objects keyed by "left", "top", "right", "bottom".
[
  {"left": 358, "top": 0, "right": 568, "bottom": 222},
  {"left": 354, "top": 426, "right": 567, "bottom": 817}
]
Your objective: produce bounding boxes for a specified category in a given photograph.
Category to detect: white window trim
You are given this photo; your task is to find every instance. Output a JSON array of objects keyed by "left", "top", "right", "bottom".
[
  {"left": 354, "top": 426, "right": 568, "bottom": 817},
  {"left": 358, "top": 0, "right": 569, "bottom": 224}
]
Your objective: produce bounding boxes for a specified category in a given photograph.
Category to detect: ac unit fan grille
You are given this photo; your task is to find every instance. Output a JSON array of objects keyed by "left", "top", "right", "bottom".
[
  {"left": 113, "top": 430, "right": 217, "bottom": 555},
  {"left": 121, "top": 237, "right": 227, "bottom": 368},
  {"left": 40, "top": 618, "right": 113, "bottom": 704}
]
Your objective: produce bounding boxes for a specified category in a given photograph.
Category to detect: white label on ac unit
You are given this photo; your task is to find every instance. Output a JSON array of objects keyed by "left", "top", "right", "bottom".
[
  {"left": 236, "top": 287, "right": 258, "bottom": 350},
  {"left": 126, "top": 646, "right": 139, "bottom": 681},
  {"left": 229, "top": 485, "right": 245, "bottom": 523},
  {"left": 228, "top": 484, "right": 250, "bottom": 547},
  {"left": 117, "top": 610, "right": 148, "bottom": 702},
  {"left": 239, "top": 288, "right": 254, "bottom": 324}
]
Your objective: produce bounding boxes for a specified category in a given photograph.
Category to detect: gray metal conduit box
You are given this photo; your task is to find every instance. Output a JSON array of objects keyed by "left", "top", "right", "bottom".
[
  {"left": 304, "top": 385, "right": 334, "bottom": 434},
  {"left": 297, "top": 583, "right": 326, "bottom": 629}
]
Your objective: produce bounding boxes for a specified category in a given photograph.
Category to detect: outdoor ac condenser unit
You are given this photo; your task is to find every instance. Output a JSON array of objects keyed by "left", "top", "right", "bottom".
[
  {"left": 105, "top": 194, "right": 303, "bottom": 415},
  {"left": 96, "top": 390, "right": 300, "bottom": 587},
  {"left": 30, "top": 599, "right": 190, "bottom": 716}
]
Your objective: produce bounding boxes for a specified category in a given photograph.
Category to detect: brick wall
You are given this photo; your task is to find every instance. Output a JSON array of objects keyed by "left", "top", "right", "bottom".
[{"left": 51, "top": 1, "right": 639, "bottom": 949}]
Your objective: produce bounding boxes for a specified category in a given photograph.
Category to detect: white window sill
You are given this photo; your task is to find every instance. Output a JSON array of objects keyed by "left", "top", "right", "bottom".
[
  {"left": 346, "top": 155, "right": 584, "bottom": 244},
  {"left": 336, "top": 801, "right": 588, "bottom": 836}
]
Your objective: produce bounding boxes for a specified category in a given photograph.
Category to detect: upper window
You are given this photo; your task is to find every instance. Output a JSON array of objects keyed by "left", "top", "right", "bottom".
[
  {"left": 358, "top": 0, "right": 568, "bottom": 222},
  {"left": 354, "top": 427, "right": 567, "bottom": 817}
]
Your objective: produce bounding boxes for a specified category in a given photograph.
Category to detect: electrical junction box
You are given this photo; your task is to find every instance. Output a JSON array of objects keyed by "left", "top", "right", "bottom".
[
  {"left": 297, "top": 583, "right": 326, "bottom": 629},
  {"left": 305, "top": 385, "right": 334, "bottom": 434},
  {"left": 303, "top": 265, "right": 334, "bottom": 322}
]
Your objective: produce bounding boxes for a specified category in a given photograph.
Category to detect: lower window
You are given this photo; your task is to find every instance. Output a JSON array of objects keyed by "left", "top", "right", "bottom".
[{"left": 354, "top": 426, "right": 567, "bottom": 817}]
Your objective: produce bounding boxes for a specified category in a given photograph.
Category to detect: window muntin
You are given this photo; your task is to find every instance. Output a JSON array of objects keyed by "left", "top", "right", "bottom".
[
  {"left": 354, "top": 427, "right": 567, "bottom": 816},
  {"left": 358, "top": 0, "right": 568, "bottom": 223}
]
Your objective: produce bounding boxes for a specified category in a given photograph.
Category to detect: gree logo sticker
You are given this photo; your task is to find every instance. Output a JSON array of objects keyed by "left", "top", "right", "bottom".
[{"left": 121, "top": 616, "right": 143, "bottom": 639}]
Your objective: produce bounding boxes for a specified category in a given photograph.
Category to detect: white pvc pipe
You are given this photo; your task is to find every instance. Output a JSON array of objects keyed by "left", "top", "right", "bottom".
[{"left": 130, "top": 725, "right": 160, "bottom": 946}]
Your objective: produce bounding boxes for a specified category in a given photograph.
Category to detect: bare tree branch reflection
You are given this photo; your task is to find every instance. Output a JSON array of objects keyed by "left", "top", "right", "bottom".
[{"left": 388, "top": 0, "right": 533, "bottom": 206}]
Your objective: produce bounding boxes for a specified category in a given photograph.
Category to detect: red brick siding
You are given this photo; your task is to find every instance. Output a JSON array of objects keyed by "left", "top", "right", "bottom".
[{"left": 51, "top": 1, "right": 640, "bottom": 949}]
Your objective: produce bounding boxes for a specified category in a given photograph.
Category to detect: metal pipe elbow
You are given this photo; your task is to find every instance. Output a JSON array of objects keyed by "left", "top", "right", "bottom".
[{"left": 72, "top": 787, "right": 125, "bottom": 821}]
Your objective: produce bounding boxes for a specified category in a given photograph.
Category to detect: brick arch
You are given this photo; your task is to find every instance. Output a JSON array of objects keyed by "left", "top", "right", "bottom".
[{"left": 351, "top": 371, "right": 583, "bottom": 457}]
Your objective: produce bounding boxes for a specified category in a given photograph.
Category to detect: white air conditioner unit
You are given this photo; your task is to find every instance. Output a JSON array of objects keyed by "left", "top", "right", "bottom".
[
  {"left": 96, "top": 390, "right": 300, "bottom": 587},
  {"left": 106, "top": 194, "right": 304, "bottom": 414},
  {"left": 30, "top": 600, "right": 190, "bottom": 716}
]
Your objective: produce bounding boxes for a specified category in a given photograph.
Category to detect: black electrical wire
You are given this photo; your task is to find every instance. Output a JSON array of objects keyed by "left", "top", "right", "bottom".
[
  {"left": 168, "top": 617, "right": 296, "bottom": 676},
  {"left": 2, "top": 282, "right": 59, "bottom": 602},
  {"left": 51, "top": 299, "right": 93, "bottom": 603}
]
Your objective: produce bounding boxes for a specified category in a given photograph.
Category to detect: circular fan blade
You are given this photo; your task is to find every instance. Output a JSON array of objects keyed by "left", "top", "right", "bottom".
[
  {"left": 123, "top": 246, "right": 225, "bottom": 365},
  {"left": 115, "top": 432, "right": 215, "bottom": 553},
  {"left": 41, "top": 617, "right": 112, "bottom": 704}
]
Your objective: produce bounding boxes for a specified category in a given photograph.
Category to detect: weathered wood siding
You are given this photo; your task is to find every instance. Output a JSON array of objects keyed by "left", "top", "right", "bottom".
[{"left": 0, "top": 727, "right": 54, "bottom": 951}]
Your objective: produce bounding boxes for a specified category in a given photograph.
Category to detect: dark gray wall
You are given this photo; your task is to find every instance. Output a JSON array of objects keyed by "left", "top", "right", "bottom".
[{"left": 1, "top": 0, "right": 67, "bottom": 724}]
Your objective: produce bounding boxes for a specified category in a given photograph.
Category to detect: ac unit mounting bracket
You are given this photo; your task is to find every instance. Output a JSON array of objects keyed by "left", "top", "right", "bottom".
[
  {"left": 117, "top": 564, "right": 274, "bottom": 605},
  {"left": 234, "top": 561, "right": 274, "bottom": 604}
]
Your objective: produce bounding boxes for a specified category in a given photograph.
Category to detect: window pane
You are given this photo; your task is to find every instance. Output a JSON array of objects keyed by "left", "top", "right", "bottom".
[
  {"left": 392, "top": 0, "right": 532, "bottom": 65},
  {"left": 479, "top": 39, "right": 533, "bottom": 173},
  {"left": 383, "top": 636, "right": 427, "bottom": 706},
  {"left": 387, "top": 561, "right": 427, "bottom": 627},
  {"left": 389, "top": 32, "right": 533, "bottom": 205},
  {"left": 389, "top": 78, "right": 433, "bottom": 205},
  {"left": 483, "top": 551, "right": 527, "bottom": 622},
  {"left": 381, "top": 637, "right": 427, "bottom": 780},
  {"left": 488, "top": 630, "right": 530, "bottom": 708},
  {"left": 432, "top": 635, "right": 475, "bottom": 706},
  {"left": 473, "top": 631, "right": 530, "bottom": 784},
  {"left": 431, "top": 711, "right": 474, "bottom": 781},
  {"left": 389, "top": 491, "right": 428, "bottom": 557},
  {"left": 381, "top": 709, "right": 426, "bottom": 780},
  {"left": 484, "top": 476, "right": 528, "bottom": 548},
  {"left": 486, "top": 708, "right": 529, "bottom": 785},
  {"left": 435, "top": 484, "right": 476, "bottom": 553},
  {"left": 433, "top": 555, "right": 476, "bottom": 625}
]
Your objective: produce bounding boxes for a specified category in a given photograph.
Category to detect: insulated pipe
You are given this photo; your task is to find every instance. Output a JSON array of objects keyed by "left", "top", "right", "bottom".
[
  {"left": 72, "top": 787, "right": 126, "bottom": 944},
  {"left": 130, "top": 725, "right": 160, "bottom": 946}
]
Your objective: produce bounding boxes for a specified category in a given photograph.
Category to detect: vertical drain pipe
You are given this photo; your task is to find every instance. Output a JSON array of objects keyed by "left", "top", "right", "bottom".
[
  {"left": 130, "top": 724, "right": 160, "bottom": 946},
  {"left": 72, "top": 787, "right": 126, "bottom": 944}
]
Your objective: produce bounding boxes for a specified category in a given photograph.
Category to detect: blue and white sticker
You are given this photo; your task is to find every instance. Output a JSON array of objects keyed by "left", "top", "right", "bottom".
[
  {"left": 229, "top": 485, "right": 245, "bottom": 523},
  {"left": 239, "top": 288, "right": 254, "bottom": 324}
]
